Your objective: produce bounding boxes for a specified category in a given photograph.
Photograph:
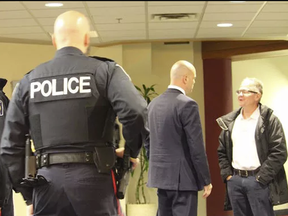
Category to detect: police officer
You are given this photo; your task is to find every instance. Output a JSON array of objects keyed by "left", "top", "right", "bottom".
[
  {"left": 0, "top": 78, "right": 14, "bottom": 216},
  {"left": 1, "top": 11, "right": 148, "bottom": 216}
]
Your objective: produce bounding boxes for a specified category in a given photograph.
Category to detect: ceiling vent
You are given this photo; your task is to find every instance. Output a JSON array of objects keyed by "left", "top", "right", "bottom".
[{"left": 151, "top": 13, "right": 198, "bottom": 22}]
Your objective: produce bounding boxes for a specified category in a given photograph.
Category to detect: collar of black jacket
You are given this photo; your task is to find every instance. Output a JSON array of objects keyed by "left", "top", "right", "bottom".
[
  {"left": 0, "top": 78, "right": 7, "bottom": 90},
  {"left": 216, "top": 103, "right": 273, "bottom": 130},
  {"left": 54, "top": 46, "right": 84, "bottom": 58}
]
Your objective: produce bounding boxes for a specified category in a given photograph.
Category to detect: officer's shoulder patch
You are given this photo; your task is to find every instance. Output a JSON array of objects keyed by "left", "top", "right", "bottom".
[
  {"left": 89, "top": 56, "right": 115, "bottom": 62},
  {"left": 0, "top": 100, "right": 3, "bottom": 116}
]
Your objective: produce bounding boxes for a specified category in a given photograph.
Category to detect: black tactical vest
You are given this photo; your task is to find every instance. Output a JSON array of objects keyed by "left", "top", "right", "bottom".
[{"left": 27, "top": 55, "right": 116, "bottom": 151}]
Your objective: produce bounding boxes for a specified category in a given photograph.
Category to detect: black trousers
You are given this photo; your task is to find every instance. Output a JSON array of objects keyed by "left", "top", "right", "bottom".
[
  {"left": 227, "top": 175, "right": 275, "bottom": 216},
  {"left": 157, "top": 189, "right": 198, "bottom": 216},
  {"left": 1, "top": 189, "right": 14, "bottom": 216},
  {"left": 33, "top": 164, "right": 121, "bottom": 216}
]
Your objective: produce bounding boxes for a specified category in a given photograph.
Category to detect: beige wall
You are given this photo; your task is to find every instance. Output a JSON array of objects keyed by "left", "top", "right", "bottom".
[
  {"left": 0, "top": 42, "right": 56, "bottom": 216},
  {"left": 232, "top": 55, "right": 288, "bottom": 211},
  {"left": 0, "top": 42, "right": 55, "bottom": 98},
  {"left": 0, "top": 41, "right": 206, "bottom": 216}
]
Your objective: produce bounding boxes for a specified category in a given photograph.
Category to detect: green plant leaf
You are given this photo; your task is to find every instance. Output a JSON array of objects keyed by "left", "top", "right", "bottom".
[
  {"left": 135, "top": 85, "right": 141, "bottom": 92},
  {"left": 130, "top": 83, "right": 158, "bottom": 204}
]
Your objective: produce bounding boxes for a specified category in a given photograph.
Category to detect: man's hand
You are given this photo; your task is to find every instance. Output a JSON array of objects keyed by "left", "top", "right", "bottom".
[
  {"left": 115, "top": 147, "right": 139, "bottom": 170},
  {"left": 27, "top": 204, "right": 33, "bottom": 216},
  {"left": 226, "top": 175, "right": 232, "bottom": 181},
  {"left": 203, "top": 183, "right": 213, "bottom": 198}
]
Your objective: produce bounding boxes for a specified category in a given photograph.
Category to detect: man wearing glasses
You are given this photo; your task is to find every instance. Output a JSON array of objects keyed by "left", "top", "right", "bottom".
[{"left": 216, "top": 77, "right": 287, "bottom": 216}]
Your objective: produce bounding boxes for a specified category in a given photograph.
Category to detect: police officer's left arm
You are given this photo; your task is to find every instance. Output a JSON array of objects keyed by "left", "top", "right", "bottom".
[
  {"left": 103, "top": 63, "right": 148, "bottom": 158},
  {"left": 0, "top": 78, "right": 32, "bottom": 204}
]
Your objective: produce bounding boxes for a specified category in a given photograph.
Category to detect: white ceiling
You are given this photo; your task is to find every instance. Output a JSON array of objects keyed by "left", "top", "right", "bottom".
[{"left": 0, "top": 1, "right": 287, "bottom": 46}]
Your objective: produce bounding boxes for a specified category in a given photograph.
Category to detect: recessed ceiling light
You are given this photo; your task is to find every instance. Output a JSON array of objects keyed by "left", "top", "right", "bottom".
[
  {"left": 217, "top": 23, "right": 233, "bottom": 27},
  {"left": 45, "top": 3, "right": 63, "bottom": 7}
]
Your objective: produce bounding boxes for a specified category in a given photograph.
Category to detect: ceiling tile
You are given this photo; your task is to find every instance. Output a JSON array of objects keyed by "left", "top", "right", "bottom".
[
  {"left": 42, "top": 26, "right": 54, "bottom": 33},
  {"left": 0, "top": 26, "right": 44, "bottom": 34},
  {"left": 22, "top": 1, "right": 85, "bottom": 10},
  {"left": 0, "top": 2, "right": 25, "bottom": 11},
  {"left": 245, "top": 27, "right": 288, "bottom": 34},
  {"left": 196, "top": 34, "right": 241, "bottom": 38},
  {"left": 89, "top": 7, "right": 144, "bottom": 17},
  {"left": 256, "top": 12, "right": 288, "bottom": 20},
  {"left": 101, "top": 35, "right": 146, "bottom": 42},
  {"left": 206, "top": 4, "right": 262, "bottom": 13},
  {"left": 197, "top": 28, "right": 245, "bottom": 35},
  {"left": 30, "top": 8, "right": 88, "bottom": 18},
  {"left": 149, "top": 22, "right": 198, "bottom": 30},
  {"left": 148, "top": 5, "right": 204, "bottom": 15},
  {"left": 89, "top": 37, "right": 100, "bottom": 44},
  {"left": 0, "top": 10, "right": 32, "bottom": 20},
  {"left": 93, "top": 15, "right": 145, "bottom": 24},
  {"left": 251, "top": 20, "right": 288, "bottom": 27},
  {"left": 0, "top": 19, "right": 38, "bottom": 27},
  {"left": 262, "top": 4, "right": 288, "bottom": 12},
  {"left": 267, "top": 1, "right": 288, "bottom": 4},
  {"left": 37, "top": 18, "right": 56, "bottom": 26},
  {"left": 99, "top": 30, "right": 145, "bottom": 37},
  {"left": 148, "top": 1, "right": 205, "bottom": 6},
  {"left": 203, "top": 13, "right": 255, "bottom": 21},
  {"left": 149, "top": 29, "right": 195, "bottom": 35},
  {"left": 96, "top": 23, "right": 145, "bottom": 31},
  {"left": 208, "top": 1, "right": 264, "bottom": 5},
  {"left": 243, "top": 33, "right": 288, "bottom": 38},
  {"left": 86, "top": 1, "right": 144, "bottom": 7}
]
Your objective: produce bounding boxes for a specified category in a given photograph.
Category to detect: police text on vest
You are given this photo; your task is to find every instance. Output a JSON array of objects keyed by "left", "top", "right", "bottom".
[{"left": 30, "top": 76, "right": 91, "bottom": 99}]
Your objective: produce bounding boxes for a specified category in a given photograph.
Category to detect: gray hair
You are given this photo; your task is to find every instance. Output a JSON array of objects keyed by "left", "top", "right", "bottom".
[{"left": 241, "top": 77, "right": 263, "bottom": 95}]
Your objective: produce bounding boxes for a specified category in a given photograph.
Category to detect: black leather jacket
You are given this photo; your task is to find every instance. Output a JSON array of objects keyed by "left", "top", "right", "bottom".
[{"left": 217, "top": 104, "right": 288, "bottom": 210}]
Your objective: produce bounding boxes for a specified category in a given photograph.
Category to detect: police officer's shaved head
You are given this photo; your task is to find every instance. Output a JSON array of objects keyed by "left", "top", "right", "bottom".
[
  {"left": 52, "top": 11, "right": 90, "bottom": 54},
  {"left": 170, "top": 60, "right": 196, "bottom": 94}
]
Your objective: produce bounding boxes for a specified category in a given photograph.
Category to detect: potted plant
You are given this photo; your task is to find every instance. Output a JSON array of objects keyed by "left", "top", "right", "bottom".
[{"left": 126, "top": 84, "right": 158, "bottom": 216}]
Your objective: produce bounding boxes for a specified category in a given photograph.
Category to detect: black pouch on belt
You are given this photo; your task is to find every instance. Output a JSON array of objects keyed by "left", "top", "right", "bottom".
[{"left": 93, "top": 146, "right": 116, "bottom": 174}]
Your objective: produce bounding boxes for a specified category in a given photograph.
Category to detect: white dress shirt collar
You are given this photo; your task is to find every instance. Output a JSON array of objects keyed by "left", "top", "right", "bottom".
[{"left": 168, "top": 85, "right": 186, "bottom": 95}]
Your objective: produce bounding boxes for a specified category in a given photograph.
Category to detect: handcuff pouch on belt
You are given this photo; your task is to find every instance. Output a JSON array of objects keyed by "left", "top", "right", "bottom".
[{"left": 93, "top": 146, "right": 116, "bottom": 174}]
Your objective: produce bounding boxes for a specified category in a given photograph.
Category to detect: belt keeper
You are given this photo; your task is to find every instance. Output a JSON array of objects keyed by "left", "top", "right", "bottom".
[
  {"left": 85, "top": 152, "right": 92, "bottom": 162},
  {"left": 36, "top": 154, "right": 40, "bottom": 168},
  {"left": 41, "top": 153, "right": 49, "bottom": 167}
]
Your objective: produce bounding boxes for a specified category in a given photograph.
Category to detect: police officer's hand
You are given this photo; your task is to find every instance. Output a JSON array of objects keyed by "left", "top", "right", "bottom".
[
  {"left": 115, "top": 147, "right": 139, "bottom": 170},
  {"left": 203, "top": 183, "right": 213, "bottom": 198},
  {"left": 27, "top": 204, "right": 33, "bottom": 216}
]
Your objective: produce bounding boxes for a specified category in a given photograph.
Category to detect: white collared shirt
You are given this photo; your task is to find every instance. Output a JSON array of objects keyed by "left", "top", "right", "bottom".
[
  {"left": 168, "top": 85, "right": 186, "bottom": 95},
  {"left": 231, "top": 106, "right": 261, "bottom": 170}
]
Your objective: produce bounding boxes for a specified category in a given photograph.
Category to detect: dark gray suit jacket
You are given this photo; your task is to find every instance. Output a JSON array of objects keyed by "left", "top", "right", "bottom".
[{"left": 145, "top": 88, "right": 211, "bottom": 191}]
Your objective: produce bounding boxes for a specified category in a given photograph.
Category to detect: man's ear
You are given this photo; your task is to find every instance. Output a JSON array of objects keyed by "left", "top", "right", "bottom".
[
  {"left": 255, "top": 93, "right": 261, "bottom": 101},
  {"left": 52, "top": 34, "right": 56, "bottom": 48},
  {"left": 183, "top": 75, "right": 188, "bottom": 84},
  {"left": 84, "top": 33, "right": 90, "bottom": 47}
]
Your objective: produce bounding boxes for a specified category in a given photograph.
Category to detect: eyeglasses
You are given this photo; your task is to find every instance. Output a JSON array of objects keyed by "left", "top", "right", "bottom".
[{"left": 236, "top": 90, "right": 258, "bottom": 96}]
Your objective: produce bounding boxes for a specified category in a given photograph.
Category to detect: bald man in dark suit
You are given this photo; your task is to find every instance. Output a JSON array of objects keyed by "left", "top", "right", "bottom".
[{"left": 145, "top": 61, "right": 212, "bottom": 216}]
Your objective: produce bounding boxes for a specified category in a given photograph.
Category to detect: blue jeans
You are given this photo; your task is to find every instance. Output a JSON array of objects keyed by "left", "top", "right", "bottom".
[{"left": 227, "top": 175, "right": 274, "bottom": 216}]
